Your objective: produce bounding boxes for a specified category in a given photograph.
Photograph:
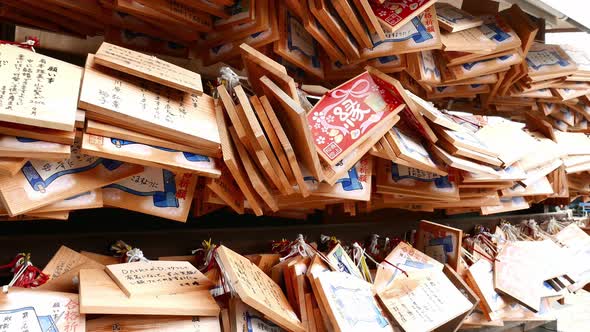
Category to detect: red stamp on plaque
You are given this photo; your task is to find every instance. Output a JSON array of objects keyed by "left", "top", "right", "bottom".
[
  {"left": 307, "top": 72, "right": 404, "bottom": 164},
  {"left": 370, "top": 0, "right": 434, "bottom": 30}
]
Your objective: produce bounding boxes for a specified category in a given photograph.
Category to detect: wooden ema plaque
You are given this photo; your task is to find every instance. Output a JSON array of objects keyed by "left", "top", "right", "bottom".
[
  {"left": 214, "top": 101, "right": 264, "bottom": 216},
  {"left": 0, "top": 288, "right": 85, "bottom": 332},
  {"left": 102, "top": 167, "right": 197, "bottom": 222},
  {"left": 79, "top": 269, "right": 220, "bottom": 316},
  {"left": 378, "top": 268, "right": 473, "bottom": 332},
  {"left": 0, "top": 44, "right": 82, "bottom": 131},
  {"left": 86, "top": 315, "right": 221, "bottom": 332},
  {"left": 314, "top": 271, "right": 396, "bottom": 332},
  {"left": 414, "top": 220, "right": 463, "bottom": 270},
  {"left": 435, "top": 2, "right": 483, "bottom": 32},
  {"left": 274, "top": 6, "right": 324, "bottom": 80},
  {"left": 261, "top": 76, "right": 323, "bottom": 182},
  {"left": 373, "top": 241, "right": 444, "bottom": 293},
  {"left": 0, "top": 141, "right": 143, "bottom": 216},
  {"left": 362, "top": 6, "right": 442, "bottom": 58},
  {"left": 85, "top": 120, "right": 213, "bottom": 156},
  {"left": 494, "top": 242, "right": 544, "bottom": 312},
  {"left": 79, "top": 54, "right": 220, "bottom": 151},
  {"left": 81, "top": 133, "right": 221, "bottom": 178},
  {"left": 0, "top": 157, "right": 26, "bottom": 176},
  {"left": 42, "top": 245, "right": 94, "bottom": 280},
  {"left": 34, "top": 190, "right": 102, "bottom": 213},
  {"left": 205, "top": 163, "right": 245, "bottom": 215},
  {"left": 214, "top": 245, "right": 304, "bottom": 332},
  {"left": 0, "top": 120, "right": 75, "bottom": 145},
  {"left": 94, "top": 42, "right": 203, "bottom": 95},
  {"left": 0, "top": 135, "right": 70, "bottom": 160},
  {"left": 105, "top": 260, "right": 213, "bottom": 297},
  {"left": 369, "top": 0, "right": 436, "bottom": 33},
  {"left": 310, "top": 155, "right": 373, "bottom": 201},
  {"left": 307, "top": 71, "right": 405, "bottom": 166}
]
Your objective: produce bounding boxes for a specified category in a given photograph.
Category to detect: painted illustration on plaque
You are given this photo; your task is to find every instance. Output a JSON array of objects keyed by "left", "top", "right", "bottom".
[
  {"left": 308, "top": 72, "right": 403, "bottom": 161},
  {"left": 104, "top": 168, "right": 180, "bottom": 208}
]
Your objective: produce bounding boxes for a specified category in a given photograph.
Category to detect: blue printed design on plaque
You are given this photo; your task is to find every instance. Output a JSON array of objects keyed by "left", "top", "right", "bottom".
[
  {"left": 377, "top": 55, "right": 400, "bottom": 64},
  {"left": 526, "top": 50, "right": 569, "bottom": 70},
  {"left": 304, "top": 167, "right": 363, "bottom": 191},
  {"left": 110, "top": 138, "right": 210, "bottom": 162},
  {"left": 329, "top": 284, "right": 390, "bottom": 328},
  {"left": 22, "top": 158, "right": 123, "bottom": 193},
  {"left": 429, "top": 235, "right": 454, "bottom": 252},
  {"left": 483, "top": 23, "right": 511, "bottom": 42},
  {"left": 245, "top": 312, "right": 281, "bottom": 332},
  {"left": 286, "top": 12, "right": 320, "bottom": 68},
  {"left": 0, "top": 307, "right": 59, "bottom": 332},
  {"left": 16, "top": 137, "right": 39, "bottom": 143},
  {"left": 373, "top": 16, "right": 432, "bottom": 47},
  {"left": 391, "top": 163, "right": 452, "bottom": 189},
  {"left": 105, "top": 169, "right": 179, "bottom": 208}
]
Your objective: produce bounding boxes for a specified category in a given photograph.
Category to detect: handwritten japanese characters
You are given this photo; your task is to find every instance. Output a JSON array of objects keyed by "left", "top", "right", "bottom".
[
  {"left": 378, "top": 269, "right": 473, "bottom": 332},
  {"left": 79, "top": 55, "right": 219, "bottom": 151},
  {"left": 94, "top": 42, "right": 203, "bottom": 95},
  {"left": 214, "top": 246, "right": 304, "bottom": 332},
  {"left": 0, "top": 288, "right": 85, "bottom": 332},
  {"left": 102, "top": 167, "right": 196, "bottom": 222},
  {"left": 0, "top": 44, "right": 82, "bottom": 131},
  {"left": 0, "top": 139, "right": 143, "bottom": 216},
  {"left": 106, "top": 261, "right": 213, "bottom": 297}
]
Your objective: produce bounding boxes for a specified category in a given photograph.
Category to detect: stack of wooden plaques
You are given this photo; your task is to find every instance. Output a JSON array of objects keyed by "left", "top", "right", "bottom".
[
  {"left": 9, "top": 219, "right": 587, "bottom": 331},
  {"left": 77, "top": 42, "right": 223, "bottom": 222},
  {"left": 0, "top": 43, "right": 136, "bottom": 221},
  {"left": 0, "top": 41, "right": 226, "bottom": 223}
]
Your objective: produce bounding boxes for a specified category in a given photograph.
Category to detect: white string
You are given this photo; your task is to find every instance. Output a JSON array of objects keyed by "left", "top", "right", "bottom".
[
  {"left": 126, "top": 248, "right": 149, "bottom": 263},
  {"left": 2, "top": 261, "right": 30, "bottom": 293},
  {"left": 368, "top": 234, "right": 379, "bottom": 256},
  {"left": 22, "top": 39, "right": 36, "bottom": 53},
  {"left": 279, "top": 234, "right": 308, "bottom": 262},
  {"left": 352, "top": 243, "right": 364, "bottom": 268}
]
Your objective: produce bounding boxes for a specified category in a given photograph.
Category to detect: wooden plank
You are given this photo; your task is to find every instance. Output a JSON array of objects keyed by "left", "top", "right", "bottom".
[
  {"left": 274, "top": 6, "right": 324, "bottom": 79},
  {"left": 85, "top": 120, "right": 217, "bottom": 156},
  {"left": 415, "top": 220, "right": 463, "bottom": 271},
  {"left": 0, "top": 44, "right": 82, "bottom": 131},
  {"left": 138, "top": 0, "right": 212, "bottom": 31},
  {"left": 214, "top": 101, "right": 264, "bottom": 216},
  {"left": 79, "top": 269, "right": 220, "bottom": 316},
  {"left": 94, "top": 42, "right": 203, "bottom": 95},
  {"left": 106, "top": 260, "right": 213, "bottom": 297},
  {"left": 42, "top": 245, "right": 93, "bottom": 279},
  {"left": 0, "top": 288, "right": 85, "bottom": 332},
  {"left": 235, "top": 86, "right": 291, "bottom": 194},
  {"left": 261, "top": 76, "right": 323, "bottom": 182},
  {"left": 86, "top": 315, "right": 221, "bottom": 332},
  {"left": 0, "top": 157, "right": 26, "bottom": 176},
  {"left": 205, "top": 164, "right": 245, "bottom": 215},
  {"left": 0, "top": 142, "right": 143, "bottom": 216},
  {"left": 81, "top": 133, "right": 221, "bottom": 178},
  {"left": 260, "top": 95, "right": 310, "bottom": 197},
  {"left": 252, "top": 95, "right": 297, "bottom": 186},
  {"left": 239, "top": 43, "right": 299, "bottom": 104},
  {"left": 79, "top": 54, "right": 219, "bottom": 151},
  {"left": 247, "top": 95, "right": 294, "bottom": 194},
  {"left": 0, "top": 121, "right": 75, "bottom": 145},
  {"left": 215, "top": 246, "right": 305, "bottom": 332},
  {"left": 229, "top": 127, "right": 279, "bottom": 212},
  {"left": 33, "top": 189, "right": 103, "bottom": 213},
  {"left": 103, "top": 167, "right": 197, "bottom": 222}
]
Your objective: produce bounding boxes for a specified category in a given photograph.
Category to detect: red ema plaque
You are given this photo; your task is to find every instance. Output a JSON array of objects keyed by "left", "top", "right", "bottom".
[
  {"left": 370, "top": 0, "right": 435, "bottom": 30},
  {"left": 307, "top": 71, "right": 403, "bottom": 163}
]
